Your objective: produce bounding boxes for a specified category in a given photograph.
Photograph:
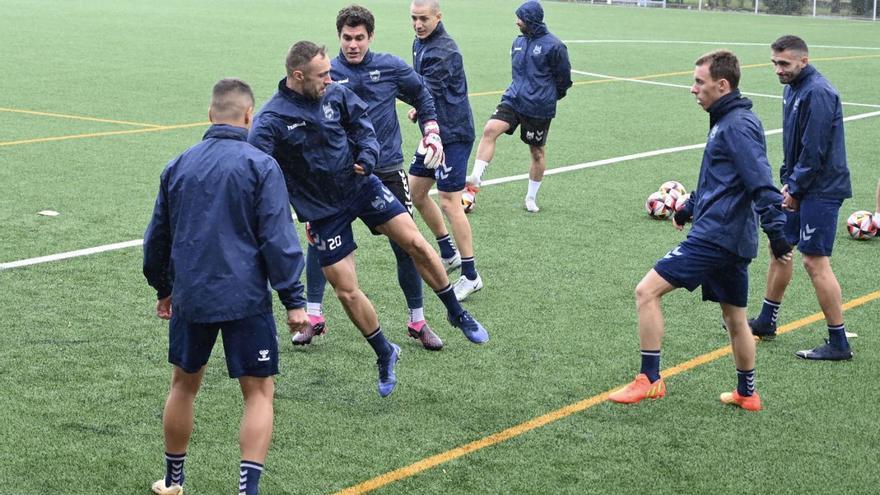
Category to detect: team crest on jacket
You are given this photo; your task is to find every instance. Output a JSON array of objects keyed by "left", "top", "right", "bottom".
[
  {"left": 322, "top": 103, "right": 337, "bottom": 121},
  {"left": 532, "top": 45, "right": 542, "bottom": 55},
  {"left": 792, "top": 98, "right": 800, "bottom": 112},
  {"left": 369, "top": 70, "right": 381, "bottom": 82},
  {"left": 709, "top": 125, "right": 718, "bottom": 141}
]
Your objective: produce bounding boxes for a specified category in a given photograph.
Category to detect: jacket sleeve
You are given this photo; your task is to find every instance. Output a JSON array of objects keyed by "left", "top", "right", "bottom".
[
  {"left": 248, "top": 112, "right": 280, "bottom": 156},
  {"left": 254, "top": 158, "right": 306, "bottom": 310},
  {"left": 341, "top": 91, "right": 380, "bottom": 174},
  {"left": 143, "top": 170, "right": 174, "bottom": 299},
  {"left": 419, "top": 50, "right": 455, "bottom": 102},
  {"left": 394, "top": 59, "right": 438, "bottom": 126},
  {"left": 786, "top": 90, "right": 837, "bottom": 199},
  {"left": 552, "top": 42, "right": 572, "bottom": 101},
  {"left": 728, "top": 126, "right": 787, "bottom": 240}
]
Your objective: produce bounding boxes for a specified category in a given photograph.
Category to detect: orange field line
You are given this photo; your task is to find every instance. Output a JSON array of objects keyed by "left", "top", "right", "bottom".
[
  {"left": 0, "top": 107, "right": 163, "bottom": 128},
  {"left": 334, "top": 289, "right": 880, "bottom": 495},
  {"left": 0, "top": 122, "right": 208, "bottom": 147}
]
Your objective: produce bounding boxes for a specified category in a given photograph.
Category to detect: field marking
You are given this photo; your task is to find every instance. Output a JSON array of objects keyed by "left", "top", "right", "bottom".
[
  {"left": 4, "top": 109, "right": 880, "bottom": 270},
  {"left": 334, "top": 289, "right": 880, "bottom": 495},
  {"left": 562, "top": 39, "right": 880, "bottom": 51},
  {"left": 0, "top": 107, "right": 163, "bottom": 128},
  {"left": 0, "top": 121, "right": 208, "bottom": 148},
  {"left": 571, "top": 69, "right": 880, "bottom": 108}
]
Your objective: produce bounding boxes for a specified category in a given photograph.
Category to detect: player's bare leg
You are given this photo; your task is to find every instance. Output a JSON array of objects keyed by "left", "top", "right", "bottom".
[
  {"left": 321, "top": 254, "right": 379, "bottom": 336},
  {"left": 375, "top": 213, "right": 450, "bottom": 290},
  {"left": 469, "top": 119, "right": 510, "bottom": 187},
  {"left": 525, "top": 144, "right": 546, "bottom": 212},
  {"left": 238, "top": 376, "right": 274, "bottom": 463},
  {"left": 163, "top": 365, "right": 205, "bottom": 454},
  {"left": 410, "top": 176, "right": 448, "bottom": 239}
]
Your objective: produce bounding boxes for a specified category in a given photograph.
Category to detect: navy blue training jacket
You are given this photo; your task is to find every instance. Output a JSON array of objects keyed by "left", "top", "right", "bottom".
[
  {"left": 412, "top": 22, "right": 475, "bottom": 144},
  {"left": 143, "top": 124, "right": 306, "bottom": 323},
  {"left": 781, "top": 64, "right": 852, "bottom": 200},
  {"left": 500, "top": 1, "right": 572, "bottom": 119},
  {"left": 331, "top": 50, "right": 437, "bottom": 172},
  {"left": 681, "top": 92, "right": 787, "bottom": 260},
  {"left": 249, "top": 80, "right": 380, "bottom": 222}
]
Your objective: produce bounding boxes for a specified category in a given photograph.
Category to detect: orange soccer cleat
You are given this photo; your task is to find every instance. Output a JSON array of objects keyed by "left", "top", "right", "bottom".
[
  {"left": 608, "top": 374, "right": 666, "bottom": 404},
  {"left": 719, "top": 390, "right": 762, "bottom": 411}
]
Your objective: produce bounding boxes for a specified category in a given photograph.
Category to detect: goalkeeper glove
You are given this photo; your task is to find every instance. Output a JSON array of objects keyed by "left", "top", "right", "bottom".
[{"left": 417, "top": 120, "right": 444, "bottom": 169}]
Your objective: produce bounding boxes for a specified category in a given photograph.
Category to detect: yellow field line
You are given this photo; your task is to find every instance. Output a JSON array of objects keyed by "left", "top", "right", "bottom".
[
  {"left": 0, "top": 122, "right": 208, "bottom": 147},
  {"left": 334, "top": 289, "right": 880, "bottom": 495},
  {"left": 0, "top": 107, "right": 163, "bottom": 128}
]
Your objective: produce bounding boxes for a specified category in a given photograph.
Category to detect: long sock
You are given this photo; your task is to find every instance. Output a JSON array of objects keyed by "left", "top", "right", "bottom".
[
  {"left": 436, "top": 234, "right": 457, "bottom": 259},
  {"left": 389, "top": 239, "right": 423, "bottom": 311},
  {"left": 736, "top": 368, "right": 756, "bottom": 397},
  {"left": 408, "top": 307, "right": 425, "bottom": 327},
  {"left": 435, "top": 284, "right": 464, "bottom": 318},
  {"left": 306, "top": 244, "right": 327, "bottom": 304},
  {"left": 757, "top": 298, "right": 780, "bottom": 325},
  {"left": 461, "top": 257, "right": 477, "bottom": 280},
  {"left": 471, "top": 159, "right": 489, "bottom": 184},
  {"left": 239, "top": 460, "right": 263, "bottom": 495},
  {"left": 306, "top": 302, "right": 323, "bottom": 318},
  {"left": 164, "top": 452, "right": 186, "bottom": 487},
  {"left": 828, "top": 323, "right": 849, "bottom": 349},
  {"left": 365, "top": 328, "right": 392, "bottom": 359},
  {"left": 639, "top": 350, "right": 661, "bottom": 383},
  {"left": 526, "top": 179, "right": 542, "bottom": 200}
]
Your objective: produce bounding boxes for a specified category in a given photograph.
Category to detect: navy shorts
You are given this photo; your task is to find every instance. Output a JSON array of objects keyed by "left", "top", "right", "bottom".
[
  {"left": 409, "top": 141, "right": 473, "bottom": 193},
  {"left": 491, "top": 104, "right": 551, "bottom": 147},
  {"left": 375, "top": 169, "right": 413, "bottom": 216},
  {"left": 308, "top": 175, "right": 408, "bottom": 267},
  {"left": 653, "top": 237, "right": 751, "bottom": 308},
  {"left": 169, "top": 311, "right": 279, "bottom": 378},
  {"left": 783, "top": 197, "right": 842, "bottom": 256}
]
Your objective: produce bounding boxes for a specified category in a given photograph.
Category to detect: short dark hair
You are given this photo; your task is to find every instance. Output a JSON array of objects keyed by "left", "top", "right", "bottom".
[
  {"left": 210, "top": 78, "right": 254, "bottom": 120},
  {"left": 336, "top": 5, "right": 375, "bottom": 36},
  {"left": 285, "top": 41, "right": 327, "bottom": 76},
  {"left": 694, "top": 50, "right": 740, "bottom": 90},
  {"left": 771, "top": 35, "right": 809, "bottom": 55}
]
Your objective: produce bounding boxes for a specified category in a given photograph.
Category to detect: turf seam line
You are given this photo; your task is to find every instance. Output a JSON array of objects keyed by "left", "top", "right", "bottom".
[
  {"left": 333, "top": 290, "right": 880, "bottom": 495},
  {"left": 3, "top": 110, "right": 879, "bottom": 270}
]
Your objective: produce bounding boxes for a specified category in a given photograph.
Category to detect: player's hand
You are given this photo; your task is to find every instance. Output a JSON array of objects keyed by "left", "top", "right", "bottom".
[
  {"left": 156, "top": 296, "right": 172, "bottom": 320},
  {"left": 418, "top": 121, "right": 444, "bottom": 169},
  {"left": 672, "top": 209, "right": 691, "bottom": 230},
  {"left": 781, "top": 184, "right": 799, "bottom": 212},
  {"left": 353, "top": 163, "right": 372, "bottom": 175},
  {"left": 769, "top": 236, "right": 794, "bottom": 263},
  {"left": 407, "top": 108, "right": 418, "bottom": 123},
  {"left": 286, "top": 308, "right": 309, "bottom": 334}
]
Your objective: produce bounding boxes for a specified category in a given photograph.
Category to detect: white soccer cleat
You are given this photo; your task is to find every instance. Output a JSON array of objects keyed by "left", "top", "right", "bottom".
[
  {"left": 152, "top": 479, "right": 183, "bottom": 495},
  {"left": 453, "top": 274, "right": 483, "bottom": 301},
  {"left": 524, "top": 197, "right": 540, "bottom": 213},
  {"left": 441, "top": 252, "right": 461, "bottom": 274}
]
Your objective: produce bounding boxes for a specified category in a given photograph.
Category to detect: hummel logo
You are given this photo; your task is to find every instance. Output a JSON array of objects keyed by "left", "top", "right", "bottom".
[
  {"left": 287, "top": 122, "right": 306, "bottom": 131},
  {"left": 513, "top": 47, "right": 523, "bottom": 51},
  {"left": 535, "top": 130, "right": 545, "bottom": 140},
  {"left": 257, "top": 350, "right": 270, "bottom": 362},
  {"left": 336, "top": 78, "right": 350, "bottom": 84},
  {"left": 663, "top": 246, "right": 683, "bottom": 259},
  {"left": 437, "top": 163, "right": 451, "bottom": 180},
  {"left": 801, "top": 224, "right": 816, "bottom": 241}
]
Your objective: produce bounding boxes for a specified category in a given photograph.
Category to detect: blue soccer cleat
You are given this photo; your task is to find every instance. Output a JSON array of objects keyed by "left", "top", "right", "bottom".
[
  {"left": 795, "top": 339, "right": 853, "bottom": 361},
  {"left": 448, "top": 311, "right": 489, "bottom": 344},
  {"left": 748, "top": 318, "right": 777, "bottom": 341},
  {"left": 377, "top": 343, "right": 401, "bottom": 397}
]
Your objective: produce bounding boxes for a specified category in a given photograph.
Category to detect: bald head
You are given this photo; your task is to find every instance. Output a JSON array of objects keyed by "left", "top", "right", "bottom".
[
  {"left": 411, "top": 0, "right": 440, "bottom": 14},
  {"left": 209, "top": 78, "right": 255, "bottom": 126}
]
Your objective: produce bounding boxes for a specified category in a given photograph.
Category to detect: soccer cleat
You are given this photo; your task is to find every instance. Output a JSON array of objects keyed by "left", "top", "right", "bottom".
[
  {"left": 720, "top": 390, "right": 762, "bottom": 411},
  {"left": 524, "top": 196, "right": 540, "bottom": 213},
  {"left": 152, "top": 480, "right": 183, "bottom": 495},
  {"left": 377, "top": 343, "right": 401, "bottom": 397},
  {"left": 608, "top": 374, "right": 666, "bottom": 404},
  {"left": 795, "top": 339, "right": 853, "bottom": 361},
  {"left": 441, "top": 252, "right": 462, "bottom": 274},
  {"left": 448, "top": 311, "right": 489, "bottom": 344},
  {"left": 452, "top": 274, "right": 483, "bottom": 301},
  {"left": 407, "top": 321, "right": 443, "bottom": 351},
  {"left": 748, "top": 318, "right": 777, "bottom": 341},
  {"left": 291, "top": 314, "right": 327, "bottom": 346}
]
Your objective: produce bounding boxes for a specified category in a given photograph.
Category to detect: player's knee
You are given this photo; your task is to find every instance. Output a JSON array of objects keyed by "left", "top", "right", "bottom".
[
  {"left": 333, "top": 285, "right": 361, "bottom": 307},
  {"left": 634, "top": 281, "right": 659, "bottom": 306},
  {"left": 801, "top": 255, "right": 827, "bottom": 277}
]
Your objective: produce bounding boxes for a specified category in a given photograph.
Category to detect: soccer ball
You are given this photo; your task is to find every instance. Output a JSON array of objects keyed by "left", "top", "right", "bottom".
[
  {"left": 646, "top": 191, "right": 672, "bottom": 219},
  {"left": 461, "top": 189, "right": 476, "bottom": 214},
  {"left": 663, "top": 189, "right": 690, "bottom": 212},
  {"left": 659, "top": 180, "right": 687, "bottom": 196},
  {"left": 846, "top": 210, "right": 877, "bottom": 240}
]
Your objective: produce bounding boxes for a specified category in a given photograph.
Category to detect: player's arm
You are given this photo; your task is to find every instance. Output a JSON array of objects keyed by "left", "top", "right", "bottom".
[
  {"left": 247, "top": 112, "right": 280, "bottom": 156},
  {"left": 341, "top": 91, "right": 379, "bottom": 175},
  {"left": 786, "top": 90, "right": 837, "bottom": 199},
  {"left": 143, "top": 169, "right": 174, "bottom": 308},
  {"left": 672, "top": 192, "right": 695, "bottom": 229},
  {"left": 552, "top": 43, "right": 573, "bottom": 100},
  {"left": 728, "top": 125, "right": 792, "bottom": 262},
  {"left": 395, "top": 60, "right": 438, "bottom": 125}
]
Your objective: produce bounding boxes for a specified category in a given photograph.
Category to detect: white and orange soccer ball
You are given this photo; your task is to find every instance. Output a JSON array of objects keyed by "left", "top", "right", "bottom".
[
  {"left": 461, "top": 188, "right": 476, "bottom": 214},
  {"left": 846, "top": 210, "right": 877, "bottom": 240},
  {"left": 646, "top": 191, "right": 672, "bottom": 219},
  {"left": 659, "top": 180, "right": 687, "bottom": 197}
]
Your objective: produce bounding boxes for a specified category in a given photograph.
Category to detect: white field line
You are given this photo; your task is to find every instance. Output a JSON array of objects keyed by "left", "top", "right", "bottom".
[
  {"left": 4, "top": 110, "right": 880, "bottom": 271},
  {"left": 563, "top": 40, "right": 880, "bottom": 51},
  {"left": 572, "top": 69, "right": 880, "bottom": 108}
]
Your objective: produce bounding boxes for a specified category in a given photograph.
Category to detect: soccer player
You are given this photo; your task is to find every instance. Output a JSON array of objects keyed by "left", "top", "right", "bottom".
[
  {"left": 608, "top": 51, "right": 793, "bottom": 412},
  {"left": 292, "top": 5, "right": 445, "bottom": 350},
  {"left": 466, "top": 0, "right": 571, "bottom": 213},
  {"left": 143, "top": 78, "right": 310, "bottom": 495},
  {"left": 408, "top": 0, "right": 484, "bottom": 301},
  {"left": 749, "top": 35, "right": 854, "bottom": 361},
  {"left": 249, "top": 41, "right": 490, "bottom": 394}
]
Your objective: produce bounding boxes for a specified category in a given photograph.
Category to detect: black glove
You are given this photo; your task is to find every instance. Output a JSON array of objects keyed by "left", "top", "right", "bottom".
[
  {"left": 769, "top": 235, "right": 793, "bottom": 260},
  {"left": 673, "top": 209, "right": 692, "bottom": 226}
]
